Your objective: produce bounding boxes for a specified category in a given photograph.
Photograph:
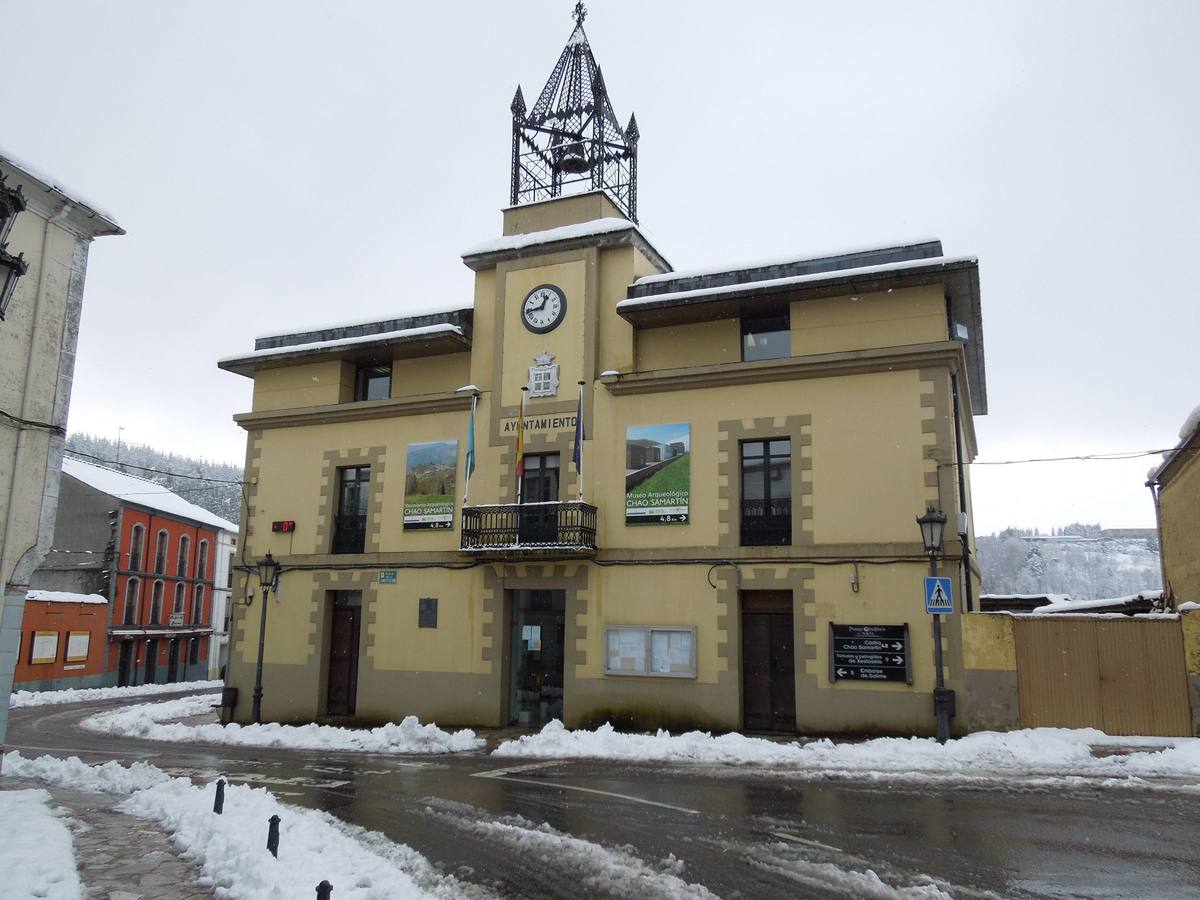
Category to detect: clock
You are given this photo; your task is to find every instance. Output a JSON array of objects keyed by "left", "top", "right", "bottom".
[{"left": 521, "top": 284, "right": 567, "bottom": 334}]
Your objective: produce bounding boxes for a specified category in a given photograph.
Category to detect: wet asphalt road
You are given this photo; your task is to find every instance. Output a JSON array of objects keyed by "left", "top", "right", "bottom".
[{"left": 5, "top": 693, "right": 1200, "bottom": 899}]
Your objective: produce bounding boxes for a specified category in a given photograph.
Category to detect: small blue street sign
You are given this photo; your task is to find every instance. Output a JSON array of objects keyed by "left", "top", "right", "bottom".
[
  {"left": 379, "top": 571, "right": 397, "bottom": 585},
  {"left": 925, "top": 576, "right": 954, "bottom": 614}
]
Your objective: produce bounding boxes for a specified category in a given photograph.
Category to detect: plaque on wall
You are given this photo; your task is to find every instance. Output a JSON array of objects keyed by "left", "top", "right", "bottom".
[{"left": 829, "top": 623, "right": 911, "bottom": 684}]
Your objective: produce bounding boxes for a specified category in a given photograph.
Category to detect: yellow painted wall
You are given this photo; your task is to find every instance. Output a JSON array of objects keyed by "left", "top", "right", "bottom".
[
  {"left": 502, "top": 191, "right": 625, "bottom": 236},
  {"left": 391, "top": 353, "right": 471, "bottom": 398},
  {"left": 368, "top": 568, "right": 490, "bottom": 674},
  {"left": 961, "top": 613, "right": 1017, "bottom": 670},
  {"left": 635, "top": 319, "right": 739, "bottom": 371},
  {"left": 251, "top": 361, "right": 348, "bottom": 412},
  {"left": 791, "top": 285, "right": 946, "bottom": 356},
  {"left": 501, "top": 261, "right": 588, "bottom": 409},
  {"left": 1160, "top": 444, "right": 1200, "bottom": 605}
]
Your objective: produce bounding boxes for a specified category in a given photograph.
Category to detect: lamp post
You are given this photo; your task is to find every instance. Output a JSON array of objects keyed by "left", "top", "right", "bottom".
[
  {"left": 250, "top": 551, "right": 281, "bottom": 724},
  {"left": 917, "top": 505, "right": 953, "bottom": 744}
]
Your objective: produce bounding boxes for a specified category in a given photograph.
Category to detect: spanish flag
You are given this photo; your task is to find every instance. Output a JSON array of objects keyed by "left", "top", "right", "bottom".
[{"left": 515, "top": 389, "right": 526, "bottom": 481}]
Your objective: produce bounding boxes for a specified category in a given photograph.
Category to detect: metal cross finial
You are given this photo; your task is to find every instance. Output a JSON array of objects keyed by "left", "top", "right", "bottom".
[{"left": 573, "top": 2, "right": 587, "bottom": 25}]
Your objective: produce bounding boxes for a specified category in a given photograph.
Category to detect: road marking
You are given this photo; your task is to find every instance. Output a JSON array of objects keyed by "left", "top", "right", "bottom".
[
  {"left": 768, "top": 831, "right": 843, "bottom": 854},
  {"left": 474, "top": 762, "right": 700, "bottom": 815}
]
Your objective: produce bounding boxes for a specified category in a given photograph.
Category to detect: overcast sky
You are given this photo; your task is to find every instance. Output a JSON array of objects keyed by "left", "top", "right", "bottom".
[{"left": 6, "top": 1, "right": 1197, "bottom": 534}]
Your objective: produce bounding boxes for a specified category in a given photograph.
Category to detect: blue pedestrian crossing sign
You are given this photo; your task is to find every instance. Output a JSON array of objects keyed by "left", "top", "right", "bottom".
[{"left": 925, "top": 577, "right": 954, "bottom": 614}]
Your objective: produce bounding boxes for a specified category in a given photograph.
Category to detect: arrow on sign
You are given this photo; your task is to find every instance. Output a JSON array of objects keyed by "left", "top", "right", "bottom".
[
  {"left": 836, "top": 668, "right": 847, "bottom": 677},
  {"left": 891, "top": 642, "right": 903, "bottom": 650},
  {"left": 891, "top": 656, "right": 904, "bottom": 665}
]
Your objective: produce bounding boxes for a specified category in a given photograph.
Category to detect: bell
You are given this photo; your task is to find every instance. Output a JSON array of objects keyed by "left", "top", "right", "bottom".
[{"left": 556, "top": 141, "right": 592, "bottom": 174}]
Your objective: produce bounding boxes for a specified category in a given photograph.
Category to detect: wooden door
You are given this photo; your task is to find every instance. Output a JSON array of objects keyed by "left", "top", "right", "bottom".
[
  {"left": 145, "top": 640, "right": 158, "bottom": 683},
  {"left": 167, "top": 639, "right": 180, "bottom": 682},
  {"left": 117, "top": 641, "right": 133, "bottom": 687},
  {"left": 741, "top": 591, "right": 796, "bottom": 731},
  {"left": 327, "top": 604, "right": 361, "bottom": 716}
]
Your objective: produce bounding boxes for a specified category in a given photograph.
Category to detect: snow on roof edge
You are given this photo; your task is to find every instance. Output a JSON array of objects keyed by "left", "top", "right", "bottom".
[
  {"left": 633, "top": 237, "right": 943, "bottom": 286},
  {"left": 616, "top": 255, "right": 978, "bottom": 310},
  {"left": 461, "top": 217, "right": 670, "bottom": 266},
  {"left": 25, "top": 590, "right": 107, "bottom": 605},
  {"left": 0, "top": 144, "right": 122, "bottom": 230},
  {"left": 220, "top": 323, "right": 465, "bottom": 366},
  {"left": 253, "top": 301, "right": 473, "bottom": 342}
]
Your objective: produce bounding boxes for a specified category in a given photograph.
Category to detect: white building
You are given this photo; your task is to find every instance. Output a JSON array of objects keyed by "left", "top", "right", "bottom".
[{"left": 211, "top": 528, "right": 238, "bottom": 678}]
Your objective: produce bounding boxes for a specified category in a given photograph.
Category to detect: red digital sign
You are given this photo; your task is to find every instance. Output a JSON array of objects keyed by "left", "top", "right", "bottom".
[{"left": 271, "top": 520, "right": 296, "bottom": 533}]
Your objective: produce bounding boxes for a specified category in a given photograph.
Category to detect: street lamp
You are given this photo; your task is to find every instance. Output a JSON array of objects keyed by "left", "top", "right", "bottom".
[
  {"left": 916, "top": 505, "right": 954, "bottom": 744},
  {"left": 0, "top": 245, "right": 28, "bottom": 321},
  {"left": 250, "top": 551, "right": 281, "bottom": 724}
]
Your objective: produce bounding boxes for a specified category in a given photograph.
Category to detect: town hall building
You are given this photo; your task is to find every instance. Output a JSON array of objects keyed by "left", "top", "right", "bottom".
[{"left": 218, "top": 7, "right": 987, "bottom": 736}]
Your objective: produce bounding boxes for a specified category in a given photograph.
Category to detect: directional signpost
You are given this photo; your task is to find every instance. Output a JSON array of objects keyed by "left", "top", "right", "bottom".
[
  {"left": 829, "top": 624, "right": 912, "bottom": 684},
  {"left": 924, "top": 577, "right": 954, "bottom": 614}
]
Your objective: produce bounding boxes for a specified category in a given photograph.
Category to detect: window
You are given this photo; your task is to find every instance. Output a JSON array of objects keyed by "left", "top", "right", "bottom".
[
  {"left": 354, "top": 363, "right": 392, "bottom": 402},
  {"left": 176, "top": 535, "right": 190, "bottom": 578},
  {"left": 193, "top": 585, "right": 204, "bottom": 625},
  {"left": 604, "top": 626, "right": 696, "bottom": 678},
  {"left": 153, "top": 530, "right": 168, "bottom": 575},
  {"left": 129, "top": 525, "right": 145, "bottom": 571},
  {"left": 333, "top": 466, "right": 371, "bottom": 554},
  {"left": 418, "top": 598, "right": 438, "bottom": 628},
  {"left": 124, "top": 578, "right": 140, "bottom": 625},
  {"left": 173, "top": 583, "right": 186, "bottom": 615},
  {"left": 197, "top": 540, "right": 209, "bottom": 581},
  {"left": 227, "top": 552, "right": 235, "bottom": 589},
  {"left": 150, "top": 580, "right": 164, "bottom": 624},
  {"left": 741, "top": 312, "right": 791, "bottom": 362},
  {"left": 740, "top": 439, "right": 792, "bottom": 546}
]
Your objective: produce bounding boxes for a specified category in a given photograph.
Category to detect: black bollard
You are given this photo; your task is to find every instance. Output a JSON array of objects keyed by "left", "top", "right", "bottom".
[
  {"left": 213, "top": 779, "right": 225, "bottom": 815},
  {"left": 316, "top": 881, "right": 333, "bottom": 899},
  {"left": 267, "top": 814, "right": 281, "bottom": 858}
]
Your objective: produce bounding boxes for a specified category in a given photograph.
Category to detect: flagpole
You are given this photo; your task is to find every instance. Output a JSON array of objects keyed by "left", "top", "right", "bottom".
[
  {"left": 576, "top": 380, "right": 585, "bottom": 502},
  {"left": 516, "top": 387, "right": 528, "bottom": 506},
  {"left": 463, "top": 391, "right": 477, "bottom": 507}
]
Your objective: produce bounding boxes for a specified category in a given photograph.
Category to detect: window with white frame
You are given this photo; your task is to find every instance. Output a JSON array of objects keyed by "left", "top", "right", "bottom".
[{"left": 604, "top": 626, "right": 696, "bottom": 678}]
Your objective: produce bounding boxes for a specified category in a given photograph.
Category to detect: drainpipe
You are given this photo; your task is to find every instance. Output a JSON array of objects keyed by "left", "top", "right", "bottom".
[
  {"left": 1146, "top": 476, "right": 1171, "bottom": 610},
  {"left": 951, "top": 372, "right": 975, "bottom": 613}
]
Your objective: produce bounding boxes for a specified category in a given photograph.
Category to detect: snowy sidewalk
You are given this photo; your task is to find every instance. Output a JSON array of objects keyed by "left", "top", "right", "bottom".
[{"left": 0, "top": 775, "right": 214, "bottom": 900}]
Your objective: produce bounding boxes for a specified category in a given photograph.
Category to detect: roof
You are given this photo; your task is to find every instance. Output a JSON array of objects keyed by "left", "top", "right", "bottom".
[
  {"left": 219, "top": 307, "right": 474, "bottom": 378},
  {"left": 61, "top": 456, "right": 237, "bottom": 532},
  {"left": 461, "top": 217, "right": 671, "bottom": 273},
  {"left": 616, "top": 241, "right": 987, "bottom": 415},
  {"left": 1149, "top": 402, "right": 1200, "bottom": 485},
  {"left": 25, "top": 590, "right": 107, "bottom": 605},
  {"left": 0, "top": 145, "right": 123, "bottom": 237}
]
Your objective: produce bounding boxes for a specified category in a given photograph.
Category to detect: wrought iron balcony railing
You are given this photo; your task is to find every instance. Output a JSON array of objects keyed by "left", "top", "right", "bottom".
[
  {"left": 740, "top": 498, "right": 792, "bottom": 546},
  {"left": 332, "top": 514, "right": 367, "bottom": 554},
  {"left": 461, "top": 501, "right": 598, "bottom": 553}
]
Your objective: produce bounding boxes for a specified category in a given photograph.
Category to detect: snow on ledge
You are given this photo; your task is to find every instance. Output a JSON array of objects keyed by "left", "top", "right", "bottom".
[
  {"left": 1179, "top": 403, "right": 1200, "bottom": 441},
  {"left": 462, "top": 217, "right": 640, "bottom": 257},
  {"left": 25, "top": 589, "right": 107, "bottom": 605},
  {"left": 81, "top": 693, "right": 484, "bottom": 754},
  {"left": 617, "top": 255, "right": 978, "bottom": 310},
  {"left": 220, "top": 323, "right": 464, "bottom": 364}
]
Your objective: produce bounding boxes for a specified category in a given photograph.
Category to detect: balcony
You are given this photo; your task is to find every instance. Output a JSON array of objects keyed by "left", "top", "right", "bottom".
[
  {"left": 740, "top": 498, "right": 792, "bottom": 546},
  {"left": 461, "top": 502, "right": 597, "bottom": 555},
  {"left": 332, "top": 514, "right": 367, "bottom": 554}
]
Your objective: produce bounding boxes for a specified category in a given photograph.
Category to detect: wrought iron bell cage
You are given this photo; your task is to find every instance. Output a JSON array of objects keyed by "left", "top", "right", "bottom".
[{"left": 510, "top": 4, "right": 640, "bottom": 222}]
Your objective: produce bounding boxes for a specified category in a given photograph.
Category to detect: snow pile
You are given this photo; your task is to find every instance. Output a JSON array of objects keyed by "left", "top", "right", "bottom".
[
  {"left": 1179, "top": 601, "right": 1200, "bottom": 612},
  {"left": 10, "top": 679, "right": 223, "bottom": 708},
  {"left": 0, "top": 788, "right": 84, "bottom": 900},
  {"left": 493, "top": 721, "right": 1200, "bottom": 782},
  {"left": 4, "top": 751, "right": 170, "bottom": 794},
  {"left": 24, "top": 590, "right": 107, "bottom": 605},
  {"left": 82, "top": 694, "right": 484, "bottom": 754},
  {"left": 5, "top": 753, "right": 451, "bottom": 899}
]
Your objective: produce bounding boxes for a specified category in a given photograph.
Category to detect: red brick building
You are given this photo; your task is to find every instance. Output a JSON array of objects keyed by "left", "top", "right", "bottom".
[
  {"left": 30, "top": 457, "right": 236, "bottom": 687},
  {"left": 12, "top": 591, "right": 109, "bottom": 692}
]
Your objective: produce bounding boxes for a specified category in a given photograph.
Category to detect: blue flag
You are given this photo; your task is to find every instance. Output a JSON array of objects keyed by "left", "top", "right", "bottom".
[{"left": 572, "top": 384, "right": 585, "bottom": 474}]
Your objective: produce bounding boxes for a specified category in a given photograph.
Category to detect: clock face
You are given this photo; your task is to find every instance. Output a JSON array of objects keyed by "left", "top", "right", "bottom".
[{"left": 521, "top": 284, "right": 567, "bottom": 334}]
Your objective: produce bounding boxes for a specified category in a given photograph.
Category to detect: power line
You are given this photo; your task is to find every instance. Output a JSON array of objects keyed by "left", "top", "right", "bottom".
[
  {"left": 63, "top": 448, "right": 246, "bottom": 485},
  {"left": 953, "top": 447, "right": 1195, "bottom": 467}
]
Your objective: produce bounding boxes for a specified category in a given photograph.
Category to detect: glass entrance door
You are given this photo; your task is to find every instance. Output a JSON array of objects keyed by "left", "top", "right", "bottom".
[{"left": 509, "top": 590, "right": 566, "bottom": 726}]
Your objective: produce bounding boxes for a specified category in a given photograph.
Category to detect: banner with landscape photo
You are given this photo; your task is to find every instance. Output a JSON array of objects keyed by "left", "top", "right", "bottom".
[
  {"left": 403, "top": 440, "right": 458, "bottom": 530},
  {"left": 625, "top": 423, "right": 690, "bottom": 524}
]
